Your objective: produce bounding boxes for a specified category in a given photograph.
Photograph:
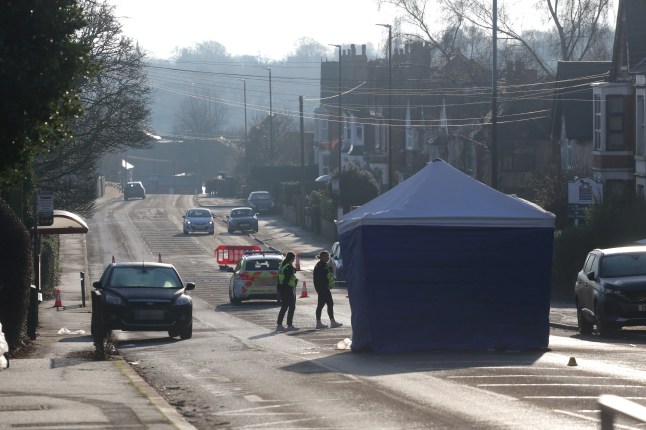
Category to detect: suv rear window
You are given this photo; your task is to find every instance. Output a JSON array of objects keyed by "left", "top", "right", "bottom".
[{"left": 244, "top": 259, "right": 280, "bottom": 271}]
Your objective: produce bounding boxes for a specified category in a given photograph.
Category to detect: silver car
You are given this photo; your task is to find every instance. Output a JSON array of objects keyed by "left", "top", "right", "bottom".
[{"left": 182, "top": 208, "right": 214, "bottom": 235}]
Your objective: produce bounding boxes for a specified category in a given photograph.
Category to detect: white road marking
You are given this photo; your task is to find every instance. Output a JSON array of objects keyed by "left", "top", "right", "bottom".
[{"left": 480, "top": 383, "right": 644, "bottom": 388}]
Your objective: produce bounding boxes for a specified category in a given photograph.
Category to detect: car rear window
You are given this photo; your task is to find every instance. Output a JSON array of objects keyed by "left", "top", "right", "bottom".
[
  {"left": 244, "top": 259, "right": 280, "bottom": 271},
  {"left": 601, "top": 253, "right": 646, "bottom": 278},
  {"left": 251, "top": 192, "right": 271, "bottom": 200},
  {"left": 109, "top": 267, "right": 181, "bottom": 289}
]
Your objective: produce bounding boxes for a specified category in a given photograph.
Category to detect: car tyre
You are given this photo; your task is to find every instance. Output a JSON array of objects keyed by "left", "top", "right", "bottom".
[
  {"left": 124, "top": 196, "right": 128, "bottom": 201},
  {"left": 168, "top": 328, "right": 180, "bottom": 338},
  {"left": 183, "top": 228, "right": 188, "bottom": 235},
  {"left": 576, "top": 301, "right": 593, "bottom": 335},
  {"left": 179, "top": 322, "right": 192, "bottom": 340},
  {"left": 595, "top": 302, "right": 616, "bottom": 337},
  {"left": 228, "top": 227, "right": 234, "bottom": 234},
  {"left": 229, "top": 289, "right": 241, "bottom": 305}
]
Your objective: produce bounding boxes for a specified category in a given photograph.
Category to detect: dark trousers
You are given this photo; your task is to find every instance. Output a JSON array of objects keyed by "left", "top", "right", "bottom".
[
  {"left": 315, "top": 287, "right": 334, "bottom": 321},
  {"left": 277, "top": 285, "right": 296, "bottom": 326}
]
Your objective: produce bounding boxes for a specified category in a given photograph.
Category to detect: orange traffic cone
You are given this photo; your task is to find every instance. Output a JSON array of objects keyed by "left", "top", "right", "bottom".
[
  {"left": 294, "top": 254, "right": 301, "bottom": 271},
  {"left": 300, "top": 281, "right": 309, "bottom": 298},
  {"left": 158, "top": 252, "right": 162, "bottom": 263},
  {"left": 54, "top": 288, "right": 63, "bottom": 310}
]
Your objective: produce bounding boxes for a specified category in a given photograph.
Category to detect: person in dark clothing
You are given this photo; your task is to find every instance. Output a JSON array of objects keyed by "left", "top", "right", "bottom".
[
  {"left": 313, "top": 251, "right": 343, "bottom": 329},
  {"left": 276, "top": 251, "right": 298, "bottom": 332}
]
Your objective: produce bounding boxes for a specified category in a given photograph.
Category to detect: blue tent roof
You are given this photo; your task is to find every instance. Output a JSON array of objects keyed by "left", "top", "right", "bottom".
[{"left": 337, "top": 159, "right": 555, "bottom": 234}]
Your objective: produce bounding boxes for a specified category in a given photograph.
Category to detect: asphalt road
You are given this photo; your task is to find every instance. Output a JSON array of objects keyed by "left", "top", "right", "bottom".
[{"left": 85, "top": 193, "right": 646, "bottom": 429}]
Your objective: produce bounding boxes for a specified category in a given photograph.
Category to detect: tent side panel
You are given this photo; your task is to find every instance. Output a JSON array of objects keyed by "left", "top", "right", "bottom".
[
  {"left": 340, "top": 228, "right": 372, "bottom": 351},
  {"left": 348, "top": 225, "right": 553, "bottom": 353}
]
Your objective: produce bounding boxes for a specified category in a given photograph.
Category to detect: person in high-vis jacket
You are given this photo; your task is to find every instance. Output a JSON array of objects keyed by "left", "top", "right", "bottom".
[
  {"left": 313, "top": 251, "right": 343, "bottom": 329},
  {"left": 276, "top": 251, "right": 298, "bottom": 332}
]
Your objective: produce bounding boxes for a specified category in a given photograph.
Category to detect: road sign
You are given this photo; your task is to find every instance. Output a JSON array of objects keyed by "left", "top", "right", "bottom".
[{"left": 37, "top": 188, "right": 54, "bottom": 226}]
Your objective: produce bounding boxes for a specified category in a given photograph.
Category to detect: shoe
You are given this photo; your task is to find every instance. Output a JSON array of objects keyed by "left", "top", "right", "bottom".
[
  {"left": 330, "top": 321, "right": 343, "bottom": 328},
  {"left": 316, "top": 321, "right": 328, "bottom": 329},
  {"left": 276, "top": 324, "right": 287, "bottom": 332},
  {"left": 286, "top": 325, "right": 299, "bottom": 331}
]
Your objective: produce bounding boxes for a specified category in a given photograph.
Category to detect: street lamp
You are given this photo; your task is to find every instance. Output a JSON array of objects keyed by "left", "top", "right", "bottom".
[
  {"left": 377, "top": 23, "right": 392, "bottom": 189},
  {"left": 264, "top": 67, "right": 273, "bottom": 165},
  {"left": 329, "top": 44, "right": 342, "bottom": 218}
]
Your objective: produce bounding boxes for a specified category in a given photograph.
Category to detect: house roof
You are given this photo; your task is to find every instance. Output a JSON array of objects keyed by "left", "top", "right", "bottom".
[{"left": 553, "top": 61, "right": 610, "bottom": 140}]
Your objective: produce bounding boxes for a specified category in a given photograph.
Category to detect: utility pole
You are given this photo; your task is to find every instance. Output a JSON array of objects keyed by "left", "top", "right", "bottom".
[
  {"left": 377, "top": 23, "right": 392, "bottom": 189},
  {"left": 243, "top": 79, "right": 248, "bottom": 173},
  {"left": 299, "top": 96, "right": 305, "bottom": 226},
  {"left": 329, "top": 44, "right": 343, "bottom": 218},
  {"left": 264, "top": 67, "right": 274, "bottom": 165}
]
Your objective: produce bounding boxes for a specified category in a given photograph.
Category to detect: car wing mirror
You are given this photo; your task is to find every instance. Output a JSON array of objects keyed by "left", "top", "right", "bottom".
[
  {"left": 586, "top": 271, "right": 595, "bottom": 281},
  {"left": 93, "top": 281, "right": 102, "bottom": 289},
  {"left": 185, "top": 282, "right": 196, "bottom": 291}
]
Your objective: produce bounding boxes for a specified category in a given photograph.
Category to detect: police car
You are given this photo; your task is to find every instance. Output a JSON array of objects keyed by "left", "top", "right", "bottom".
[{"left": 228, "top": 251, "right": 284, "bottom": 305}]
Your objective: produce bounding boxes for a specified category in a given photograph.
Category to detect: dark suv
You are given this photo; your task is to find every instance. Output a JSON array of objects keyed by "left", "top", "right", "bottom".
[
  {"left": 247, "top": 191, "right": 275, "bottom": 213},
  {"left": 124, "top": 181, "right": 146, "bottom": 200},
  {"left": 575, "top": 246, "right": 646, "bottom": 336}
]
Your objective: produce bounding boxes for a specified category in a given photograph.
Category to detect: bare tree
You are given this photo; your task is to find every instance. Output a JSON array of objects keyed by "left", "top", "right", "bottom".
[
  {"left": 174, "top": 90, "right": 229, "bottom": 138},
  {"left": 381, "top": 0, "right": 612, "bottom": 76},
  {"left": 33, "top": 0, "right": 151, "bottom": 216}
]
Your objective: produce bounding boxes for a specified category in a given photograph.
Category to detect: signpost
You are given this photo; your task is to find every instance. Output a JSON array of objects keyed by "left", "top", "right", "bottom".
[
  {"left": 37, "top": 187, "right": 54, "bottom": 226},
  {"left": 567, "top": 178, "right": 603, "bottom": 225}
]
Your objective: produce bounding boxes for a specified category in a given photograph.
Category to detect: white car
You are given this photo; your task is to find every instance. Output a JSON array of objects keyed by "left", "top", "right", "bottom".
[{"left": 330, "top": 241, "right": 344, "bottom": 281}]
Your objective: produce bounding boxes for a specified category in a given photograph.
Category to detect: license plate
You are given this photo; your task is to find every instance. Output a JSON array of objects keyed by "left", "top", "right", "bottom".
[
  {"left": 135, "top": 310, "right": 164, "bottom": 320},
  {"left": 639, "top": 304, "right": 646, "bottom": 312},
  {"left": 240, "top": 223, "right": 249, "bottom": 227}
]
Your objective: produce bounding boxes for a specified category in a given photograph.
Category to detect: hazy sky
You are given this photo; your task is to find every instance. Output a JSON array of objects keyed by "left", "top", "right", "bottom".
[{"left": 107, "top": 0, "right": 399, "bottom": 60}]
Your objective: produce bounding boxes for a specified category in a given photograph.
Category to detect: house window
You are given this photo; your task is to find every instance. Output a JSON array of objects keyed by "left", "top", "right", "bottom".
[
  {"left": 638, "top": 184, "right": 645, "bottom": 199},
  {"left": 357, "top": 125, "right": 363, "bottom": 140},
  {"left": 606, "top": 95, "right": 624, "bottom": 150},
  {"left": 593, "top": 95, "right": 601, "bottom": 150}
]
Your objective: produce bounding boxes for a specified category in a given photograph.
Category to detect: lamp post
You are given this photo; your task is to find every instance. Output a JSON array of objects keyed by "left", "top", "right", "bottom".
[
  {"left": 264, "top": 67, "right": 274, "bottom": 165},
  {"left": 377, "top": 23, "right": 392, "bottom": 189},
  {"left": 329, "top": 44, "right": 342, "bottom": 217},
  {"left": 491, "top": 0, "right": 498, "bottom": 189}
]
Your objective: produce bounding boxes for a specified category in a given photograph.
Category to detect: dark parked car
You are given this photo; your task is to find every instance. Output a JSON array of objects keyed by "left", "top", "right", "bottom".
[
  {"left": 91, "top": 262, "right": 195, "bottom": 342},
  {"left": 575, "top": 246, "right": 646, "bottom": 336},
  {"left": 183, "top": 208, "right": 215, "bottom": 234},
  {"left": 124, "top": 181, "right": 146, "bottom": 200},
  {"left": 227, "top": 207, "right": 258, "bottom": 234},
  {"left": 247, "top": 191, "right": 275, "bottom": 213}
]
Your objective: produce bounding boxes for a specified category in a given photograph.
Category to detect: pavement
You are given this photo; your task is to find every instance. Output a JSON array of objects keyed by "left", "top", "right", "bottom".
[{"left": 0, "top": 191, "right": 579, "bottom": 429}]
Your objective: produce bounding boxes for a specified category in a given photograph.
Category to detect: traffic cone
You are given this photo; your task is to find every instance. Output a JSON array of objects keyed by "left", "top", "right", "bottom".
[
  {"left": 54, "top": 288, "right": 63, "bottom": 310},
  {"left": 567, "top": 356, "right": 578, "bottom": 366},
  {"left": 294, "top": 254, "right": 301, "bottom": 271},
  {"left": 300, "top": 281, "right": 309, "bottom": 298},
  {"left": 158, "top": 252, "right": 162, "bottom": 263}
]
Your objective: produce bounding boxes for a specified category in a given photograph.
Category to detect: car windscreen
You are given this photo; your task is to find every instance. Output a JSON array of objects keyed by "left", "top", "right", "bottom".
[
  {"left": 244, "top": 259, "right": 280, "bottom": 271},
  {"left": 108, "top": 267, "right": 181, "bottom": 288},
  {"left": 188, "top": 209, "right": 211, "bottom": 218},
  {"left": 601, "top": 253, "right": 646, "bottom": 278},
  {"left": 232, "top": 209, "right": 253, "bottom": 217}
]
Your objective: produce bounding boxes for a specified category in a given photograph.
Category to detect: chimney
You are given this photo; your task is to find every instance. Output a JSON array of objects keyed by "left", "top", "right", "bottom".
[
  {"left": 351, "top": 44, "right": 356, "bottom": 56},
  {"left": 362, "top": 44, "right": 366, "bottom": 56}
]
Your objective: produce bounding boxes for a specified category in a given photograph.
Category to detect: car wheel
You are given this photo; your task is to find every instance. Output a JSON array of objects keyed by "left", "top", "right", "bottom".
[
  {"left": 183, "top": 228, "right": 188, "bottom": 235},
  {"left": 576, "top": 301, "right": 593, "bottom": 335},
  {"left": 595, "top": 302, "right": 616, "bottom": 337},
  {"left": 179, "top": 322, "right": 192, "bottom": 340},
  {"left": 124, "top": 196, "right": 128, "bottom": 201},
  {"left": 230, "top": 289, "right": 241, "bottom": 305},
  {"left": 228, "top": 227, "right": 234, "bottom": 234},
  {"left": 168, "top": 328, "right": 180, "bottom": 338}
]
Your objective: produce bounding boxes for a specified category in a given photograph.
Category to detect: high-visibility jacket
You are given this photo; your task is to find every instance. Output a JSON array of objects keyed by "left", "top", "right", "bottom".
[
  {"left": 327, "top": 268, "right": 335, "bottom": 288},
  {"left": 278, "top": 263, "right": 297, "bottom": 288}
]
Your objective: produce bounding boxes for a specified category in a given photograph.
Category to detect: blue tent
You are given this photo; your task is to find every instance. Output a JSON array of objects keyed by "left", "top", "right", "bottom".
[{"left": 337, "top": 160, "right": 555, "bottom": 353}]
